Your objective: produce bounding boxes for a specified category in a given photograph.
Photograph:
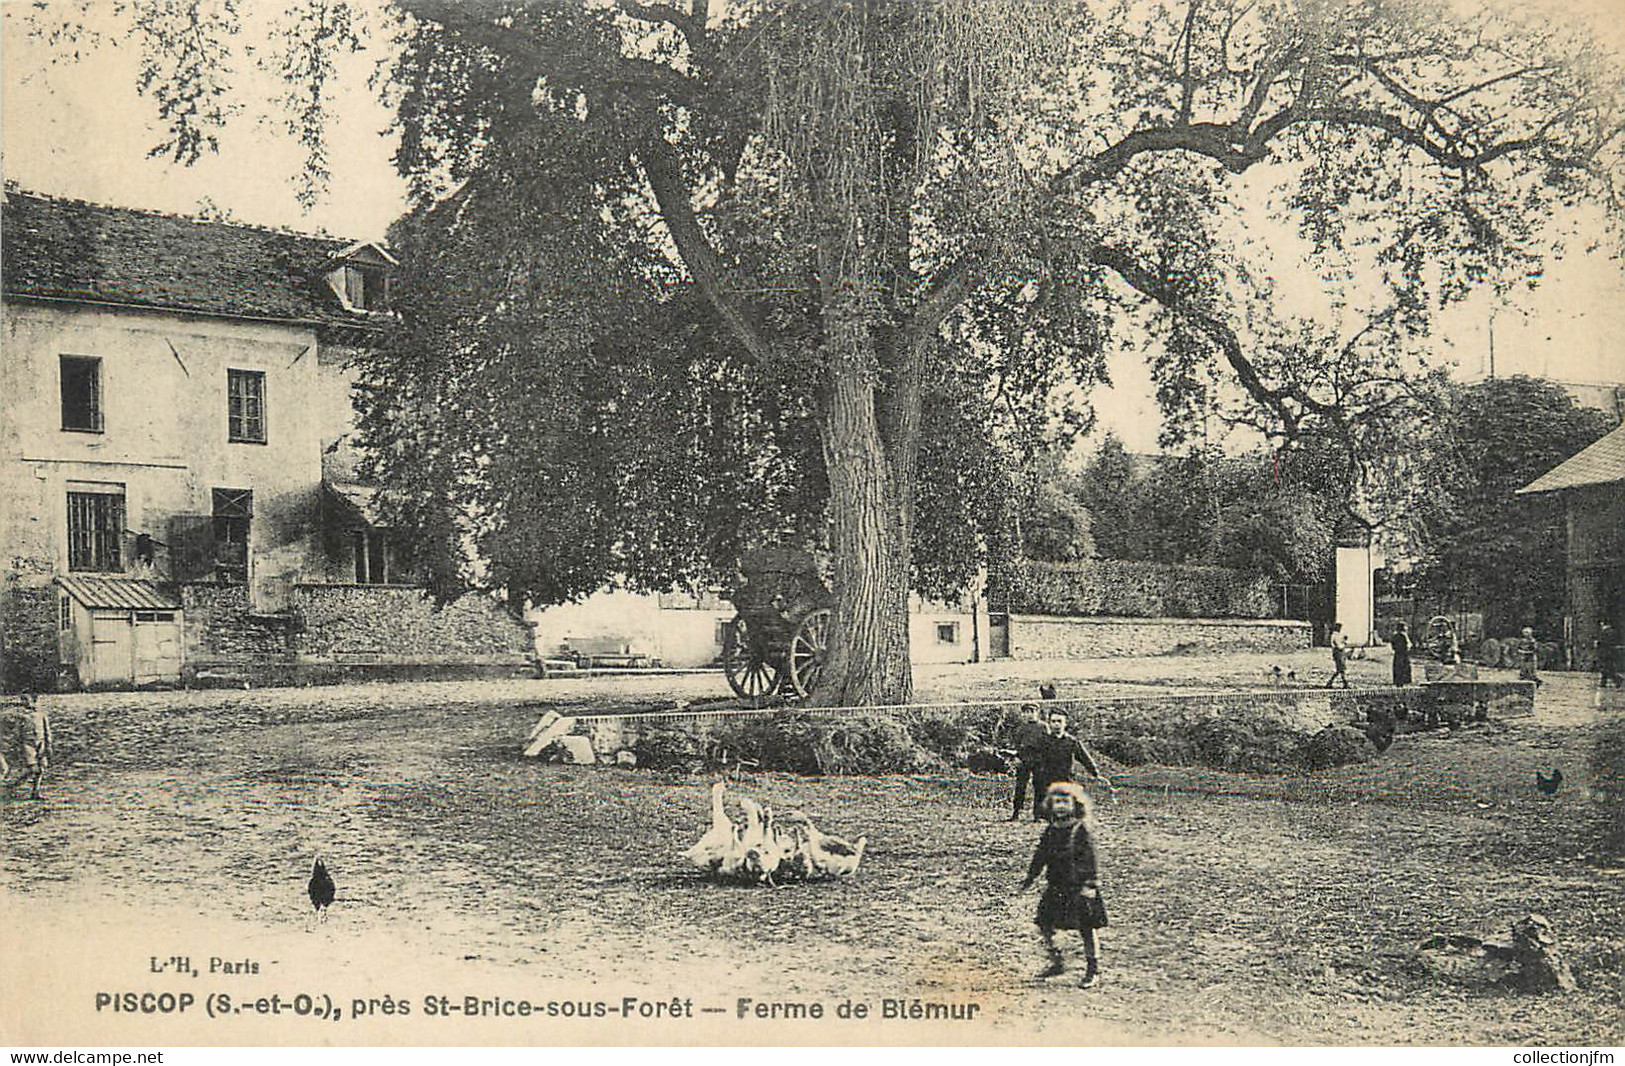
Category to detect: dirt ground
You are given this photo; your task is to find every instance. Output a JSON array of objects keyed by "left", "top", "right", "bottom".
[{"left": 2, "top": 650, "right": 1621, "bottom": 1046}]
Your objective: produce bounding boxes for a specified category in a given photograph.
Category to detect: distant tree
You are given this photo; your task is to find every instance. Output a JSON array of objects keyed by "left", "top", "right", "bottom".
[
  {"left": 1078, "top": 434, "right": 1151, "bottom": 561},
  {"left": 1413, "top": 376, "right": 1614, "bottom": 634},
  {"left": 1018, "top": 453, "right": 1096, "bottom": 563},
  {"left": 1076, "top": 435, "right": 1338, "bottom": 580}
]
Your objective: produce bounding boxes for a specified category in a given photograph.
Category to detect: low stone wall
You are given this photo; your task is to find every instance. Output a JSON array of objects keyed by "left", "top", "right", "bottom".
[
  {"left": 181, "top": 584, "right": 293, "bottom": 666},
  {"left": 1009, "top": 614, "right": 1312, "bottom": 660},
  {"left": 180, "top": 581, "right": 535, "bottom": 684}
]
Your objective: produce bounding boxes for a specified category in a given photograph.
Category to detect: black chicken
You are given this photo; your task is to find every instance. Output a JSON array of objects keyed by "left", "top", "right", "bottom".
[
  {"left": 308, "top": 857, "right": 336, "bottom": 922},
  {"left": 1535, "top": 769, "right": 1563, "bottom": 796}
]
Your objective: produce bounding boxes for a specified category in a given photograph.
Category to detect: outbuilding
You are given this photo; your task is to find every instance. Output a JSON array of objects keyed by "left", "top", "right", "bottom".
[
  {"left": 56, "top": 575, "right": 184, "bottom": 688},
  {"left": 1518, "top": 422, "right": 1625, "bottom": 668}
]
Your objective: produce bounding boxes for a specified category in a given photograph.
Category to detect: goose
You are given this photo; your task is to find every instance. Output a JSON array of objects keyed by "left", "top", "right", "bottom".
[
  {"left": 785, "top": 811, "right": 867, "bottom": 878},
  {"left": 736, "top": 796, "right": 786, "bottom": 884},
  {"left": 680, "top": 781, "right": 740, "bottom": 873}
]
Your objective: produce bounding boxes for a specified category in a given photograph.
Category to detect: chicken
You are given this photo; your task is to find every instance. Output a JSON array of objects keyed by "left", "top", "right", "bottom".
[
  {"left": 785, "top": 812, "right": 867, "bottom": 878},
  {"left": 307, "top": 857, "right": 336, "bottom": 923},
  {"left": 680, "top": 781, "right": 740, "bottom": 873},
  {"left": 1536, "top": 768, "right": 1563, "bottom": 796}
]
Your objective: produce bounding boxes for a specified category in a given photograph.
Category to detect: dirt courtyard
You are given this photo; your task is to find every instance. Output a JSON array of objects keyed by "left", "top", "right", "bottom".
[{"left": 2, "top": 651, "right": 1621, "bottom": 1046}]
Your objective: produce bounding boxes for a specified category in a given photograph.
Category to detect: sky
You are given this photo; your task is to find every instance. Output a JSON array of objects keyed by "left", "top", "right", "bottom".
[{"left": 4, "top": 0, "right": 1625, "bottom": 454}]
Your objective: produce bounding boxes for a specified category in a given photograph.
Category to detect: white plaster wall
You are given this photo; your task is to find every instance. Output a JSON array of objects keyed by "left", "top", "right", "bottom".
[
  {"left": 1335, "top": 544, "right": 1375, "bottom": 646},
  {"left": 2, "top": 302, "right": 328, "bottom": 581}
]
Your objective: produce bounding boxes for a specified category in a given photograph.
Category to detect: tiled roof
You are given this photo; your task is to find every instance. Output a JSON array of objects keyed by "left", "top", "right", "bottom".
[
  {"left": 1, "top": 189, "right": 378, "bottom": 326},
  {"left": 1518, "top": 423, "right": 1625, "bottom": 494},
  {"left": 56, "top": 575, "right": 182, "bottom": 611}
]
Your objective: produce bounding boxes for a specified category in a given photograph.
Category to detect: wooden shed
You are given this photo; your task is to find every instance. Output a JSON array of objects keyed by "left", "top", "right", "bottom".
[{"left": 56, "top": 575, "right": 184, "bottom": 688}]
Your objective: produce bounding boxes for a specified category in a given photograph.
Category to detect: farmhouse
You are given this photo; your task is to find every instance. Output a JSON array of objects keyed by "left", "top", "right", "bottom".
[
  {"left": 0, "top": 188, "right": 534, "bottom": 690},
  {"left": 1518, "top": 421, "right": 1625, "bottom": 668}
]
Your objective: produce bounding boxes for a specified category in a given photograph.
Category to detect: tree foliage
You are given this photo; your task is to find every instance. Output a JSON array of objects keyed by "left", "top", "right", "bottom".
[
  {"left": 1075, "top": 432, "right": 1338, "bottom": 582},
  {"left": 35, "top": 0, "right": 1625, "bottom": 703},
  {"left": 1409, "top": 376, "right": 1614, "bottom": 634}
]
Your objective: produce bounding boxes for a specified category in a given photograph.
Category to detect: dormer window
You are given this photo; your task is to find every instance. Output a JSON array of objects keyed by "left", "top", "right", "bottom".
[
  {"left": 339, "top": 263, "right": 388, "bottom": 311},
  {"left": 324, "top": 242, "right": 398, "bottom": 315}
]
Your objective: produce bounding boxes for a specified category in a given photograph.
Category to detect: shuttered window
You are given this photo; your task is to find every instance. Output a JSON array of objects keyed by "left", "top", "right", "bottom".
[
  {"left": 67, "top": 490, "right": 124, "bottom": 572},
  {"left": 227, "top": 369, "right": 266, "bottom": 443},
  {"left": 211, "top": 488, "right": 252, "bottom": 585}
]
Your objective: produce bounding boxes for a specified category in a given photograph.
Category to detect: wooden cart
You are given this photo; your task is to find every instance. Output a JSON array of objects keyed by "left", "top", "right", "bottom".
[{"left": 720, "top": 547, "right": 834, "bottom": 701}]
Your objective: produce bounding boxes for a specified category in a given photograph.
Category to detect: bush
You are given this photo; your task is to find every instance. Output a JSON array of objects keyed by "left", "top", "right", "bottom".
[
  {"left": 631, "top": 726, "right": 708, "bottom": 772},
  {"left": 706, "top": 711, "right": 939, "bottom": 776},
  {"left": 1301, "top": 725, "right": 1374, "bottom": 771}
]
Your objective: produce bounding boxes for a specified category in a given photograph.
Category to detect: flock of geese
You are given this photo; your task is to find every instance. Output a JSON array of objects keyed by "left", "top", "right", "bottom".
[{"left": 681, "top": 780, "right": 867, "bottom": 886}]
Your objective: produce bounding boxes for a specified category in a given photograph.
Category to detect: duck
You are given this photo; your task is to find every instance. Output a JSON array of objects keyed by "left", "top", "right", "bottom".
[
  {"left": 785, "top": 811, "right": 867, "bottom": 878},
  {"left": 680, "top": 781, "right": 740, "bottom": 873}
]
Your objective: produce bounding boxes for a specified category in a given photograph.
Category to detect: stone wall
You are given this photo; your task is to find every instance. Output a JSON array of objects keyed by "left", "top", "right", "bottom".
[
  {"left": 292, "top": 584, "right": 534, "bottom": 663},
  {"left": 179, "top": 581, "right": 533, "bottom": 682},
  {"left": 181, "top": 584, "right": 296, "bottom": 668},
  {"left": 1, "top": 563, "right": 60, "bottom": 692},
  {"left": 1009, "top": 614, "right": 1312, "bottom": 660}
]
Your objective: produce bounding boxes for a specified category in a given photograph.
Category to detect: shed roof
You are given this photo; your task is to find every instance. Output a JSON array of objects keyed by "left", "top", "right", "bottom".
[
  {"left": 56, "top": 576, "right": 182, "bottom": 611},
  {"left": 1517, "top": 423, "right": 1625, "bottom": 494},
  {"left": 2, "top": 188, "right": 384, "bottom": 327}
]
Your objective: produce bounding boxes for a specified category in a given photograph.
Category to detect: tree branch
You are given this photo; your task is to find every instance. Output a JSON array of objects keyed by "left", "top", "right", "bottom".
[
  {"left": 1088, "top": 242, "right": 1335, "bottom": 436},
  {"left": 637, "top": 135, "right": 775, "bottom": 364}
]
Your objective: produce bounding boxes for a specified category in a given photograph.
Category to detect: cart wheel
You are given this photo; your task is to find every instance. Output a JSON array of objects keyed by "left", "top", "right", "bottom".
[
  {"left": 722, "top": 617, "right": 780, "bottom": 702},
  {"left": 787, "top": 607, "right": 833, "bottom": 699}
]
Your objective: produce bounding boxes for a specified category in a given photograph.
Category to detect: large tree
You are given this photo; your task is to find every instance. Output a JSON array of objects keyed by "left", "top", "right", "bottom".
[{"left": 38, "top": 0, "right": 1625, "bottom": 704}]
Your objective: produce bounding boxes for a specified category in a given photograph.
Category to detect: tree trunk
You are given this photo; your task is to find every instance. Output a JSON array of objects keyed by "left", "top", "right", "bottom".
[{"left": 815, "top": 330, "right": 914, "bottom": 707}]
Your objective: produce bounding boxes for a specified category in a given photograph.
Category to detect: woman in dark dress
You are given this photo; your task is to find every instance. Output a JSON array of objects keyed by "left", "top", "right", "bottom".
[
  {"left": 1390, "top": 622, "right": 1412, "bottom": 687},
  {"left": 1021, "top": 782, "right": 1107, "bottom": 988}
]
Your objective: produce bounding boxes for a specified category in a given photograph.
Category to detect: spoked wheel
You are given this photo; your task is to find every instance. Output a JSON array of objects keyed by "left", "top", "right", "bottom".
[
  {"left": 787, "top": 607, "right": 833, "bottom": 699},
  {"left": 722, "top": 617, "right": 781, "bottom": 702}
]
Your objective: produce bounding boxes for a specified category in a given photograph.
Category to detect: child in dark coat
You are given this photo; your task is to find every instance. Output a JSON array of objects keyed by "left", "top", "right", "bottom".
[{"left": 1021, "top": 781, "right": 1107, "bottom": 987}]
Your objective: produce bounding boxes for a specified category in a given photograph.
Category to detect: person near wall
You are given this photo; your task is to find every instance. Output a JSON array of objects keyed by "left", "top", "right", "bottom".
[
  {"left": 1597, "top": 619, "right": 1622, "bottom": 688},
  {"left": 1516, "top": 626, "right": 1543, "bottom": 687},
  {"left": 1325, "top": 622, "right": 1351, "bottom": 689},
  {"left": 1390, "top": 622, "right": 1413, "bottom": 687}
]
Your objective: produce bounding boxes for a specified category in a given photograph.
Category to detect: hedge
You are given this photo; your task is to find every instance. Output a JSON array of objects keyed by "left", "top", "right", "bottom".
[
  {"left": 621, "top": 699, "right": 1373, "bottom": 777},
  {"left": 996, "top": 559, "right": 1277, "bottom": 619}
]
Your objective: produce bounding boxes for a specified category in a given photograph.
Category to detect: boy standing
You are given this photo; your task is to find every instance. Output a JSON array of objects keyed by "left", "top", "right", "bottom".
[
  {"left": 1, "top": 694, "right": 52, "bottom": 800},
  {"left": 1029, "top": 710, "right": 1113, "bottom": 820},
  {"left": 1009, "top": 703, "right": 1048, "bottom": 821},
  {"left": 1325, "top": 623, "right": 1350, "bottom": 689}
]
